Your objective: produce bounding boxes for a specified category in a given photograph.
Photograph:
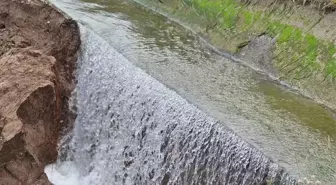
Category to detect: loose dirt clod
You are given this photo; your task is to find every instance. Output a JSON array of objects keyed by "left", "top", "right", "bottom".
[{"left": 0, "top": 0, "right": 80, "bottom": 184}]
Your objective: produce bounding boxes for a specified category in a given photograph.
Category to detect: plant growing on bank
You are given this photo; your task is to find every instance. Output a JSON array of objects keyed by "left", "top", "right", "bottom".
[
  {"left": 151, "top": 0, "right": 336, "bottom": 84},
  {"left": 178, "top": 0, "right": 336, "bottom": 82}
]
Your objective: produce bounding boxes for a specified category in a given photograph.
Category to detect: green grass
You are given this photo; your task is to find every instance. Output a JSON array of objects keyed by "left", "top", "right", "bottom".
[{"left": 157, "top": 0, "right": 336, "bottom": 82}]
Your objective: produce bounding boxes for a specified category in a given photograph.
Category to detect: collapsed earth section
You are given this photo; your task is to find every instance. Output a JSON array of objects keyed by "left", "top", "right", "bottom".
[{"left": 0, "top": 0, "right": 80, "bottom": 184}]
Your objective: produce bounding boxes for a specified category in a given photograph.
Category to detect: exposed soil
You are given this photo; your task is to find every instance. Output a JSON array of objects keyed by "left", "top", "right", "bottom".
[{"left": 0, "top": 0, "right": 80, "bottom": 184}]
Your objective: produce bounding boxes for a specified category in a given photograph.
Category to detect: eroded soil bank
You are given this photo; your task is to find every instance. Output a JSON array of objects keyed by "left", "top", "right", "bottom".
[{"left": 0, "top": 0, "right": 80, "bottom": 184}]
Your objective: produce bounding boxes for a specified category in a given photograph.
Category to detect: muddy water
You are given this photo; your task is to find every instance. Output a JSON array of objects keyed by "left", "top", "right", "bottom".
[{"left": 51, "top": 0, "right": 336, "bottom": 183}]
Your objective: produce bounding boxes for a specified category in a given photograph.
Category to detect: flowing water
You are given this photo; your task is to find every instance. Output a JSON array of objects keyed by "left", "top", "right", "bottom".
[{"left": 46, "top": 0, "right": 336, "bottom": 184}]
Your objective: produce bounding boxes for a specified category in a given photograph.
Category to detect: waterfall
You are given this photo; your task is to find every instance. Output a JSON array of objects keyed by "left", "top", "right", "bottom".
[{"left": 45, "top": 25, "right": 295, "bottom": 185}]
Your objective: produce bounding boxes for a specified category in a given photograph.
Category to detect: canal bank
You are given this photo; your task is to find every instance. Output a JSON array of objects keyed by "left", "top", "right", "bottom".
[
  {"left": 48, "top": 0, "right": 336, "bottom": 184},
  {"left": 135, "top": 0, "right": 336, "bottom": 113}
]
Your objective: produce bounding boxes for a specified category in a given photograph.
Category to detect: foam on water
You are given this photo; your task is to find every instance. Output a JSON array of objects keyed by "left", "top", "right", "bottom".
[
  {"left": 45, "top": 162, "right": 81, "bottom": 185},
  {"left": 45, "top": 24, "right": 295, "bottom": 185}
]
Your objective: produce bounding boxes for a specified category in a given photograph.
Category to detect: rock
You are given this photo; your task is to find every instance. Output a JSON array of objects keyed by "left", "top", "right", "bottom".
[
  {"left": 0, "top": 48, "right": 59, "bottom": 183},
  {"left": 235, "top": 35, "right": 277, "bottom": 77},
  {"left": 11, "top": 35, "right": 30, "bottom": 48},
  {"left": 0, "top": 168, "right": 22, "bottom": 185},
  {"left": 31, "top": 174, "right": 52, "bottom": 185},
  {"left": 0, "top": 115, "right": 5, "bottom": 128},
  {"left": 0, "top": 48, "right": 56, "bottom": 142},
  {"left": 5, "top": 154, "right": 46, "bottom": 183},
  {"left": 6, "top": 158, "right": 32, "bottom": 182},
  {"left": 0, "top": 135, "right": 4, "bottom": 151},
  {"left": 0, "top": 12, "right": 8, "bottom": 18},
  {"left": 0, "top": 0, "right": 80, "bottom": 184}
]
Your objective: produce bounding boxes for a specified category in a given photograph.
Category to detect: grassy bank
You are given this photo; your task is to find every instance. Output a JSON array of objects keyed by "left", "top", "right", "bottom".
[
  {"left": 138, "top": 0, "right": 336, "bottom": 110},
  {"left": 170, "top": 0, "right": 336, "bottom": 80}
]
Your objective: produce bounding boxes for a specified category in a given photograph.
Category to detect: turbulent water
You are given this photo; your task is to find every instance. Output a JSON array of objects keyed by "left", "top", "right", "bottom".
[
  {"left": 46, "top": 24, "right": 294, "bottom": 185},
  {"left": 47, "top": 0, "right": 336, "bottom": 184}
]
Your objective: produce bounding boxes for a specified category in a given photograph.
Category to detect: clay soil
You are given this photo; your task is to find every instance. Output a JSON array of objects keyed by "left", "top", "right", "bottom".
[{"left": 0, "top": 0, "right": 80, "bottom": 184}]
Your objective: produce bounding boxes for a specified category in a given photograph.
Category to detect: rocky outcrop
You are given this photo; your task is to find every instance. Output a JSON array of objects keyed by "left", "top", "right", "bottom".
[{"left": 0, "top": 0, "right": 80, "bottom": 184}]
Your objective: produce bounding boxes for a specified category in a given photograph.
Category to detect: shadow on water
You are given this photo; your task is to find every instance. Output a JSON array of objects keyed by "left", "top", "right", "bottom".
[{"left": 256, "top": 81, "right": 336, "bottom": 139}]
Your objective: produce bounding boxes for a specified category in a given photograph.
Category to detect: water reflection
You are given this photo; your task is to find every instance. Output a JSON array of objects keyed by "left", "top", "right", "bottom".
[{"left": 51, "top": 0, "right": 336, "bottom": 183}]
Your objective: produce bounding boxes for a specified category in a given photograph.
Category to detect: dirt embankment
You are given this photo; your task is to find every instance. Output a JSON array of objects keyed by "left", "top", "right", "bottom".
[{"left": 0, "top": 0, "right": 80, "bottom": 184}]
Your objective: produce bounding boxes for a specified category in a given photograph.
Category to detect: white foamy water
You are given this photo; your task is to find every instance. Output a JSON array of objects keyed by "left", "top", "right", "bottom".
[
  {"left": 44, "top": 20, "right": 294, "bottom": 184},
  {"left": 49, "top": 0, "right": 336, "bottom": 183},
  {"left": 45, "top": 162, "right": 81, "bottom": 185}
]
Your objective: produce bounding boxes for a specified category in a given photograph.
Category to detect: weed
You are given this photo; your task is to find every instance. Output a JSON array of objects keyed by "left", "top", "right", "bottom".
[
  {"left": 166, "top": 0, "right": 336, "bottom": 82},
  {"left": 146, "top": 0, "right": 336, "bottom": 93}
]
